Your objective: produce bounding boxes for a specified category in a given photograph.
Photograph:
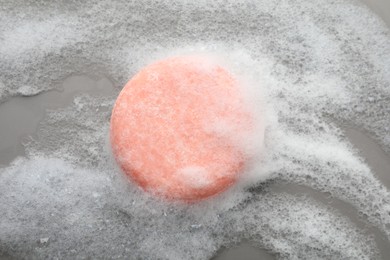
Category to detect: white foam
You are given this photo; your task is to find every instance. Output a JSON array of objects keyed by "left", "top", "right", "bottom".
[
  {"left": 0, "top": 0, "right": 390, "bottom": 259},
  {"left": 0, "top": 16, "right": 81, "bottom": 60},
  {"left": 176, "top": 166, "right": 212, "bottom": 189}
]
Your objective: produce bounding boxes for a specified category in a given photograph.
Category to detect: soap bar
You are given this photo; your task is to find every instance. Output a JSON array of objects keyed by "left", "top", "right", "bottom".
[{"left": 110, "top": 55, "right": 253, "bottom": 202}]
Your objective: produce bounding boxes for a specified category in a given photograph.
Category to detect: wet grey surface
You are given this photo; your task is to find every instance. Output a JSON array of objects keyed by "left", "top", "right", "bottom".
[
  {"left": 362, "top": 0, "right": 390, "bottom": 26},
  {"left": 0, "top": 0, "right": 389, "bottom": 259},
  {"left": 345, "top": 127, "right": 390, "bottom": 188},
  {"left": 212, "top": 242, "right": 275, "bottom": 260},
  {"left": 212, "top": 124, "right": 390, "bottom": 260},
  {"left": 0, "top": 76, "right": 389, "bottom": 259},
  {"left": 0, "top": 76, "right": 114, "bottom": 166},
  {"left": 218, "top": 0, "right": 390, "bottom": 258}
]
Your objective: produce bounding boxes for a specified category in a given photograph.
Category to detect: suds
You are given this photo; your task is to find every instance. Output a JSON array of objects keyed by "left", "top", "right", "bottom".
[{"left": 0, "top": 0, "right": 389, "bottom": 259}]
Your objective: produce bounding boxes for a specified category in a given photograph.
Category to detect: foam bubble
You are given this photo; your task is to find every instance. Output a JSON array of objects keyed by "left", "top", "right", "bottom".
[{"left": 1, "top": 0, "right": 390, "bottom": 259}]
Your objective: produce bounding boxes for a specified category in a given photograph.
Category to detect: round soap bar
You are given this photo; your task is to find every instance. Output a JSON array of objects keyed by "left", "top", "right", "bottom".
[{"left": 110, "top": 55, "right": 253, "bottom": 202}]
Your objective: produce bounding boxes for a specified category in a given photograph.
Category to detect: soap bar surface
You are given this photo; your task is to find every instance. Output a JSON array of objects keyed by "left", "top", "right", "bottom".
[{"left": 110, "top": 55, "right": 253, "bottom": 202}]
